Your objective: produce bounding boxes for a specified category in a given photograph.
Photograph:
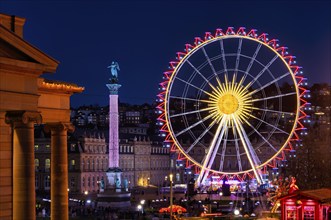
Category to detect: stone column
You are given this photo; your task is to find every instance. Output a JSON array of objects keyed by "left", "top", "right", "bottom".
[
  {"left": 5, "top": 111, "right": 42, "bottom": 220},
  {"left": 45, "top": 122, "right": 74, "bottom": 220}
]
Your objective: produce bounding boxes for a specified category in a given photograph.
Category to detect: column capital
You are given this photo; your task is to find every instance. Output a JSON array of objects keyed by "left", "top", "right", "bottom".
[
  {"left": 106, "top": 83, "right": 121, "bottom": 95},
  {"left": 44, "top": 122, "right": 75, "bottom": 133},
  {"left": 5, "top": 110, "right": 42, "bottom": 125}
]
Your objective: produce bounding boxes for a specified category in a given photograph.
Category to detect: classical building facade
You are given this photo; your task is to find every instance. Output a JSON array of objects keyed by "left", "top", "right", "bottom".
[
  {"left": 0, "top": 13, "right": 83, "bottom": 220},
  {"left": 34, "top": 130, "right": 170, "bottom": 194}
]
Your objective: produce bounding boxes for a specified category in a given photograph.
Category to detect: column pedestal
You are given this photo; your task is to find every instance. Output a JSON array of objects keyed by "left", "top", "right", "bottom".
[
  {"left": 106, "top": 168, "right": 122, "bottom": 189},
  {"left": 45, "top": 122, "right": 74, "bottom": 220},
  {"left": 5, "top": 111, "right": 42, "bottom": 220}
]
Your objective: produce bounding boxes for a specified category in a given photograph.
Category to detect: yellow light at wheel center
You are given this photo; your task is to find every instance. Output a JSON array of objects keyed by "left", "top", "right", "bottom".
[{"left": 218, "top": 94, "right": 239, "bottom": 114}]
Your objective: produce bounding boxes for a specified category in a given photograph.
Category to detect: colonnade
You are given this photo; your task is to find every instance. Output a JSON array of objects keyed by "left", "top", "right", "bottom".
[{"left": 5, "top": 111, "right": 73, "bottom": 220}]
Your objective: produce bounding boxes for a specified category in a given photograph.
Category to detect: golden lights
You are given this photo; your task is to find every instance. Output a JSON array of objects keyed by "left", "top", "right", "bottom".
[{"left": 208, "top": 74, "right": 253, "bottom": 123}]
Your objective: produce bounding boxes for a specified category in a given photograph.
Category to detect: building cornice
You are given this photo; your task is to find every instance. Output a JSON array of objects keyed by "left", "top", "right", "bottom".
[{"left": 38, "top": 78, "right": 84, "bottom": 94}]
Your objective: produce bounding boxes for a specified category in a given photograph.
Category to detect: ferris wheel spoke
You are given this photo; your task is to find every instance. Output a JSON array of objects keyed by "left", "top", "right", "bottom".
[
  {"left": 197, "top": 116, "right": 227, "bottom": 186},
  {"left": 232, "top": 116, "right": 263, "bottom": 184},
  {"left": 249, "top": 72, "right": 290, "bottom": 96},
  {"left": 186, "top": 60, "right": 219, "bottom": 93},
  {"left": 235, "top": 38, "right": 243, "bottom": 73},
  {"left": 242, "top": 118, "right": 278, "bottom": 153},
  {"left": 219, "top": 39, "right": 228, "bottom": 71},
  {"left": 202, "top": 47, "right": 219, "bottom": 79},
  {"left": 219, "top": 122, "right": 229, "bottom": 172},
  {"left": 186, "top": 119, "right": 218, "bottom": 154},
  {"left": 244, "top": 55, "right": 279, "bottom": 90},
  {"left": 208, "top": 120, "right": 228, "bottom": 170},
  {"left": 251, "top": 107, "right": 294, "bottom": 116},
  {"left": 245, "top": 43, "right": 262, "bottom": 77},
  {"left": 201, "top": 117, "right": 228, "bottom": 185},
  {"left": 169, "top": 95, "right": 213, "bottom": 104},
  {"left": 249, "top": 92, "right": 296, "bottom": 103},
  {"left": 249, "top": 114, "right": 289, "bottom": 135},
  {"left": 232, "top": 120, "right": 243, "bottom": 171},
  {"left": 170, "top": 106, "right": 214, "bottom": 118},
  {"left": 175, "top": 76, "right": 218, "bottom": 99},
  {"left": 175, "top": 113, "right": 214, "bottom": 137}
]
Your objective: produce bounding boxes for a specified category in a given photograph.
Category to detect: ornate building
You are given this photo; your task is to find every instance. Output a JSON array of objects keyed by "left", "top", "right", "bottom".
[
  {"left": 120, "top": 136, "right": 170, "bottom": 187},
  {"left": 34, "top": 130, "right": 170, "bottom": 194}
]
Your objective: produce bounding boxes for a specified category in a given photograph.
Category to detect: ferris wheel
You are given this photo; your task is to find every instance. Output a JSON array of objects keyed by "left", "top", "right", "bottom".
[{"left": 157, "top": 27, "right": 308, "bottom": 186}]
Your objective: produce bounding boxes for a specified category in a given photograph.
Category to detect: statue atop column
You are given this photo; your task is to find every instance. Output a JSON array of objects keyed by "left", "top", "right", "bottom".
[{"left": 107, "top": 61, "right": 120, "bottom": 84}]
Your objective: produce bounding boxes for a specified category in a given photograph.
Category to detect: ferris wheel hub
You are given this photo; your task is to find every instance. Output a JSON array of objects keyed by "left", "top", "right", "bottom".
[{"left": 218, "top": 94, "right": 239, "bottom": 115}]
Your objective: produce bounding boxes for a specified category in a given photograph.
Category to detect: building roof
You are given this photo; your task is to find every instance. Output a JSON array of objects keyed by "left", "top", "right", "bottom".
[
  {"left": 279, "top": 188, "right": 331, "bottom": 204},
  {"left": 0, "top": 14, "right": 59, "bottom": 73},
  {"left": 299, "top": 188, "right": 331, "bottom": 203}
]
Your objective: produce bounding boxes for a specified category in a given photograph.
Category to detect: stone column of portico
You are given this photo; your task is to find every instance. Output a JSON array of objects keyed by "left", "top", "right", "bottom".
[
  {"left": 5, "top": 111, "right": 42, "bottom": 220},
  {"left": 45, "top": 122, "right": 74, "bottom": 220}
]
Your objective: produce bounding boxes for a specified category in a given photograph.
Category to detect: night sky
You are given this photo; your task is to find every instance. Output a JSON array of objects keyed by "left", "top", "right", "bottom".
[{"left": 1, "top": 0, "right": 330, "bottom": 107}]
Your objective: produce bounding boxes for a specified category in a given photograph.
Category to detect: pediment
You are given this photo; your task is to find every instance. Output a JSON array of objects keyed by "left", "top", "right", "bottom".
[
  {"left": 0, "top": 38, "right": 37, "bottom": 62},
  {"left": 0, "top": 24, "right": 59, "bottom": 73}
]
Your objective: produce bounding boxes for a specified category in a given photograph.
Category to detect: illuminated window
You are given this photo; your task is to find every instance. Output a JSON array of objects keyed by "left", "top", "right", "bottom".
[
  {"left": 176, "top": 173, "right": 180, "bottom": 182},
  {"left": 44, "top": 175, "right": 50, "bottom": 189},
  {"left": 34, "top": 145, "right": 39, "bottom": 151},
  {"left": 46, "top": 144, "right": 50, "bottom": 148},
  {"left": 45, "top": 159, "right": 50, "bottom": 171},
  {"left": 303, "top": 206, "right": 315, "bottom": 220},
  {"left": 35, "top": 159, "right": 39, "bottom": 171},
  {"left": 286, "top": 206, "right": 297, "bottom": 220},
  {"left": 70, "top": 159, "right": 75, "bottom": 171}
]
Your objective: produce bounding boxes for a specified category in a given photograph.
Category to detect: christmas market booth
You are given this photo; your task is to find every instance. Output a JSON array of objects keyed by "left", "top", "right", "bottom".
[{"left": 278, "top": 188, "right": 331, "bottom": 220}]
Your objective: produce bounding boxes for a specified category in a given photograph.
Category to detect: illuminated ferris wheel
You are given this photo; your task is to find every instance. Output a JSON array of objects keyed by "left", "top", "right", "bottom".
[{"left": 157, "top": 27, "right": 308, "bottom": 186}]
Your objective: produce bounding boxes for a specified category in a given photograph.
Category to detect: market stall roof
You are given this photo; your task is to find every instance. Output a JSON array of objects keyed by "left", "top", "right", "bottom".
[{"left": 279, "top": 188, "right": 331, "bottom": 204}]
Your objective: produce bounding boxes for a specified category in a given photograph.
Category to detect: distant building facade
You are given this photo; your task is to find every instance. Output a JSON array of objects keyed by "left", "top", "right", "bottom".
[{"left": 35, "top": 129, "right": 170, "bottom": 194}]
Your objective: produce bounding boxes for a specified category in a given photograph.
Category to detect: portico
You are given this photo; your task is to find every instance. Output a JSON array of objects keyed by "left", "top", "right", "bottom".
[{"left": 0, "top": 13, "right": 83, "bottom": 220}]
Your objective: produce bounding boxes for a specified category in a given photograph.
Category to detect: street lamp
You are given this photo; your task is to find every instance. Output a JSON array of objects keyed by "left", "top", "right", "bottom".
[
  {"left": 140, "top": 200, "right": 145, "bottom": 214},
  {"left": 169, "top": 174, "right": 173, "bottom": 220},
  {"left": 84, "top": 190, "right": 88, "bottom": 195},
  {"left": 137, "top": 204, "right": 142, "bottom": 214}
]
